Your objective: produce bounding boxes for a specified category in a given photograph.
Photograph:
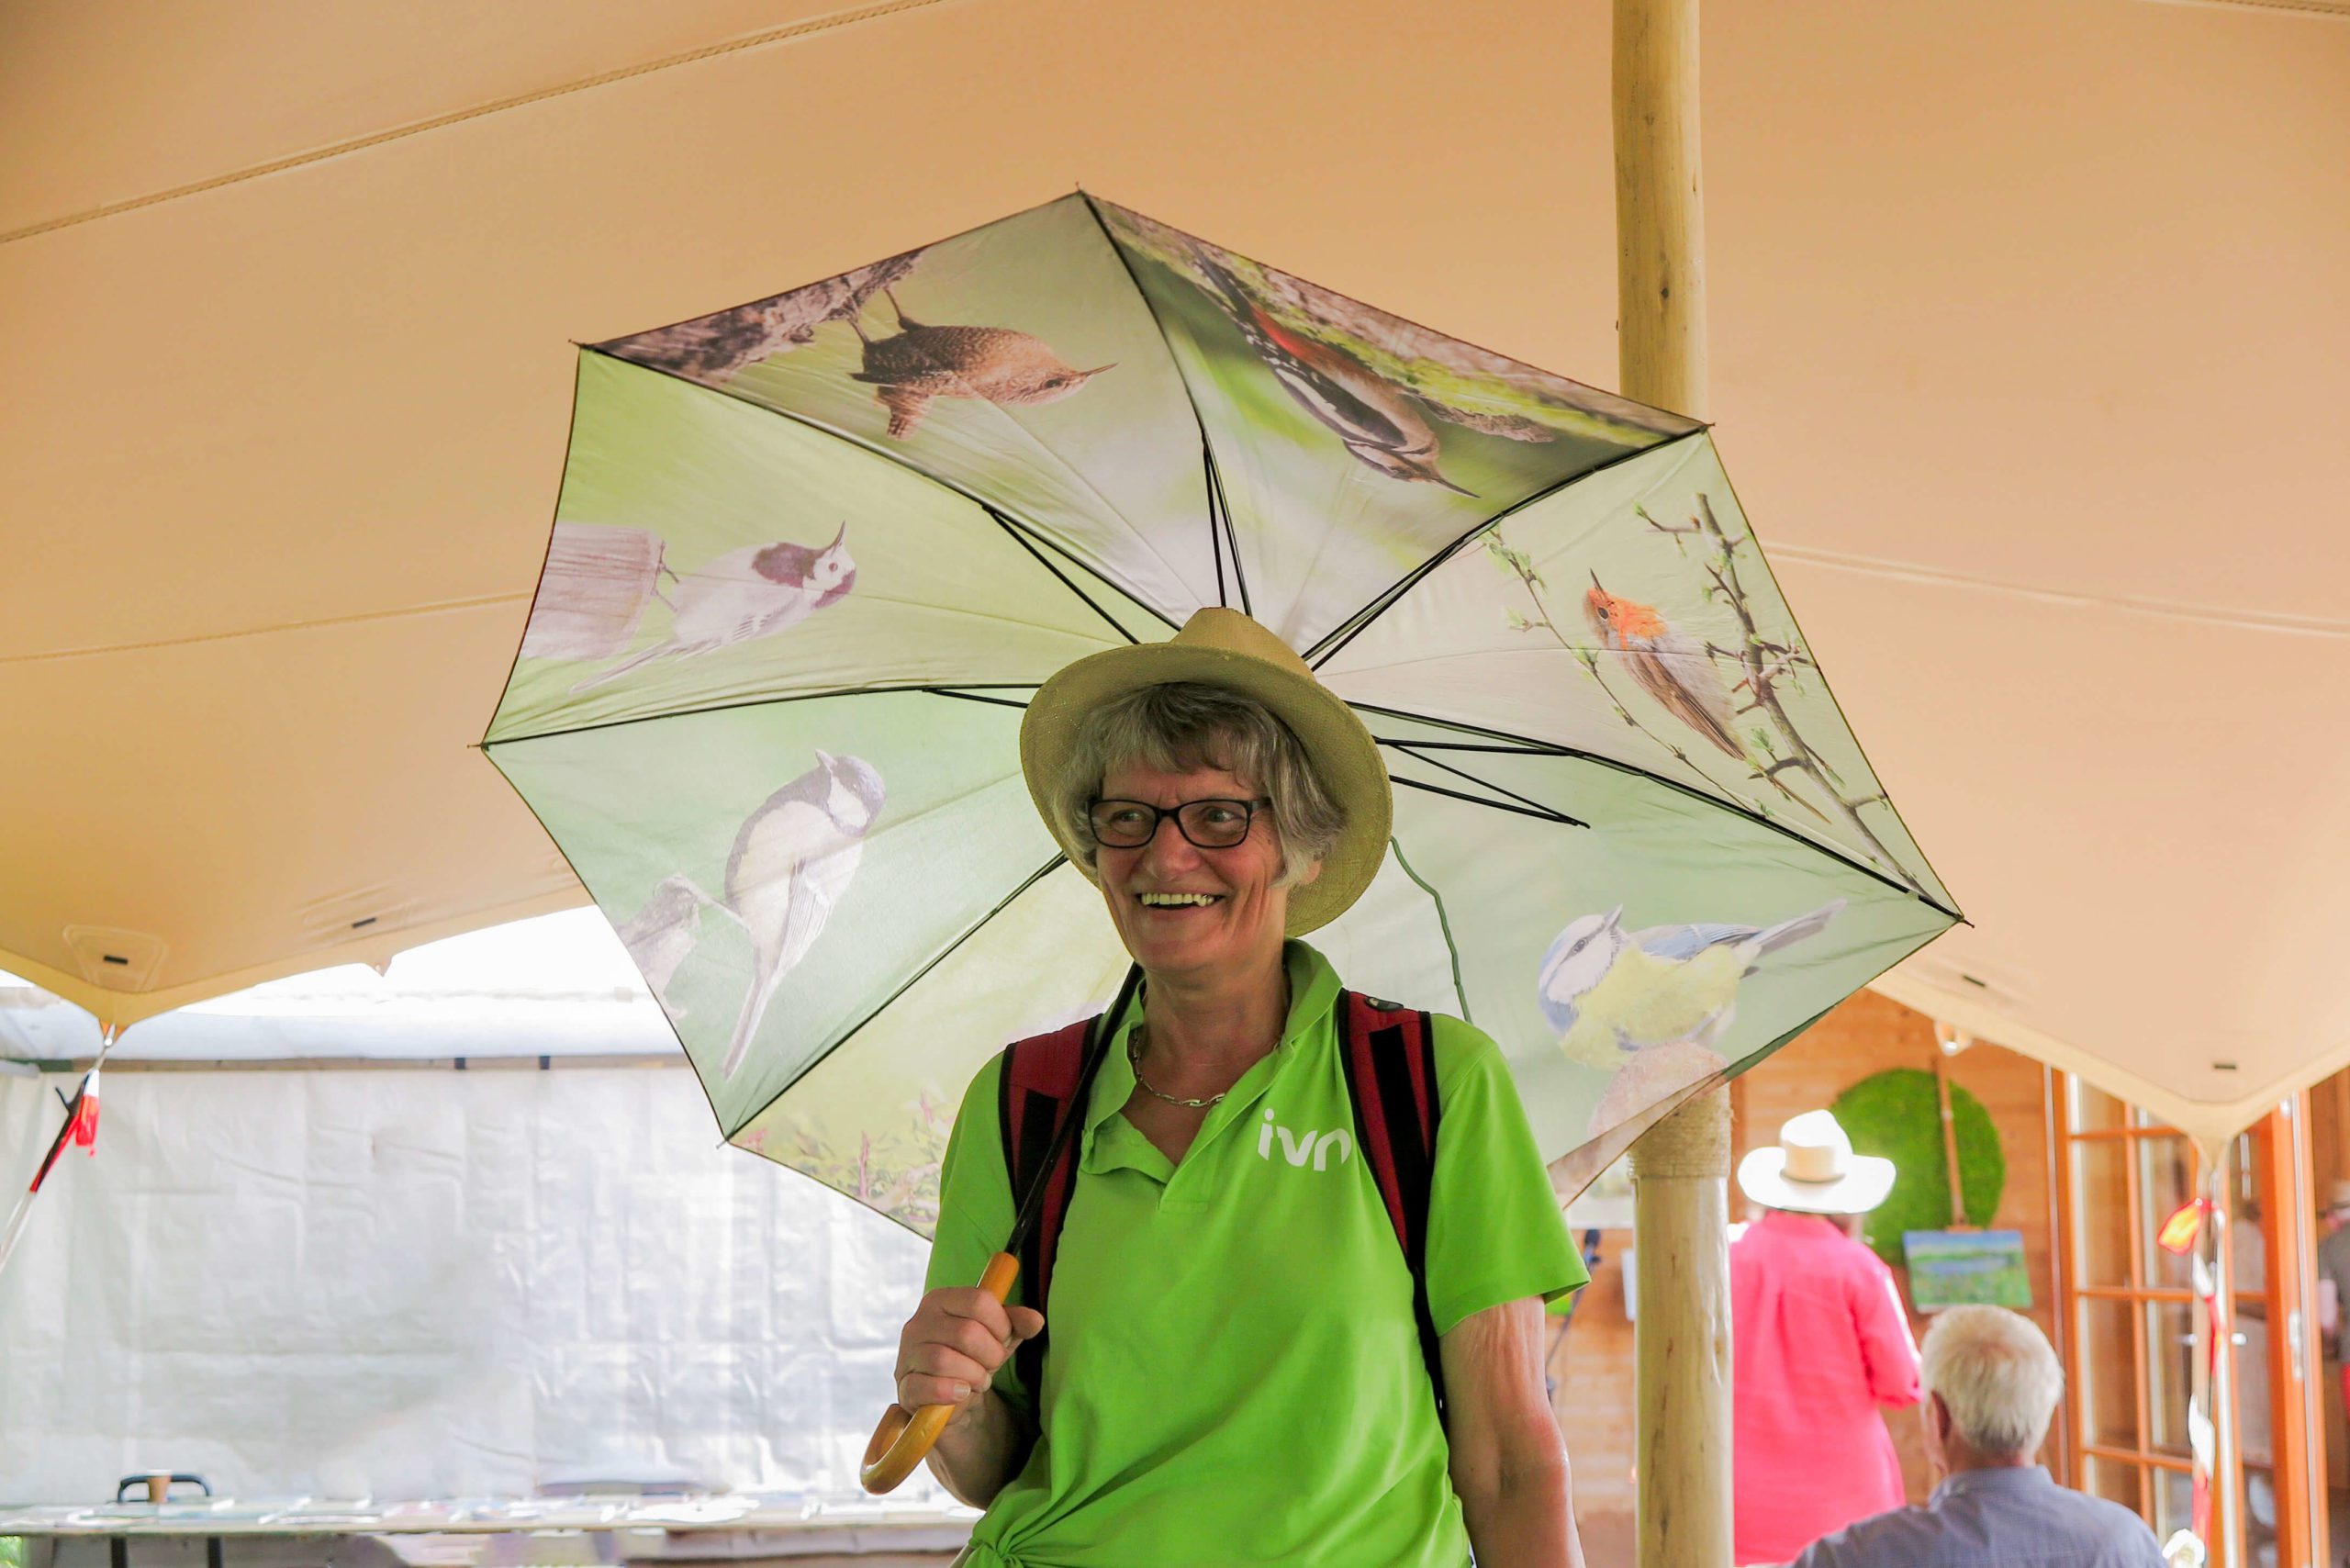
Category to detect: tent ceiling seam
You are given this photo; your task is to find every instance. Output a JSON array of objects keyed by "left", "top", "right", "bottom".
[
  {"left": 1773, "top": 543, "right": 2350, "bottom": 639},
  {"left": 0, "top": 0, "right": 972, "bottom": 248},
  {"left": 4, "top": 592, "right": 531, "bottom": 666}
]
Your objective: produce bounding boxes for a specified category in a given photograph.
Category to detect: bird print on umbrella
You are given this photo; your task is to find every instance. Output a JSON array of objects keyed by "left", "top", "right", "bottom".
[
  {"left": 711, "top": 751, "right": 888, "bottom": 1079},
  {"left": 1538, "top": 900, "right": 1845, "bottom": 1072},
  {"left": 569, "top": 523, "right": 856, "bottom": 694},
  {"left": 599, "top": 252, "right": 923, "bottom": 385},
  {"left": 845, "top": 287, "right": 1113, "bottom": 440},
  {"left": 612, "top": 873, "right": 708, "bottom": 1017},
  {"left": 1583, "top": 573, "right": 1743, "bottom": 760},
  {"left": 1189, "top": 249, "right": 1474, "bottom": 495}
]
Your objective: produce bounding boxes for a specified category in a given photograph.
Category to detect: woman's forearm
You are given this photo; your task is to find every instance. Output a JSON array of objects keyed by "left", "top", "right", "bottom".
[
  {"left": 923, "top": 1387, "right": 1035, "bottom": 1507},
  {"left": 1459, "top": 1450, "right": 1583, "bottom": 1568},
  {"left": 1443, "top": 1298, "right": 1584, "bottom": 1568}
]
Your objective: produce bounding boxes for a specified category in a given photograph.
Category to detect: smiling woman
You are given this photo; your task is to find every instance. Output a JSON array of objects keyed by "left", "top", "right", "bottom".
[
  {"left": 1057, "top": 681, "right": 1346, "bottom": 887},
  {"left": 1063, "top": 682, "right": 1336, "bottom": 994},
  {"left": 1089, "top": 752, "right": 1301, "bottom": 1017},
  {"left": 887, "top": 607, "right": 1594, "bottom": 1568}
]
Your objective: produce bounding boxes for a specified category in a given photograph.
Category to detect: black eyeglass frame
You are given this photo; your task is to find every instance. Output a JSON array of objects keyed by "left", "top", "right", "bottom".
[{"left": 1084, "top": 797, "right": 1273, "bottom": 851}]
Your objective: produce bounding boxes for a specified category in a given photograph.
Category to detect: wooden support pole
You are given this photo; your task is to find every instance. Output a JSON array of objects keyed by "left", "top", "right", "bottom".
[
  {"left": 1932, "top": 1048, "right": 1968, "bottom": 1228},
  {"left": 1615, "top": 0, "right": 1708, "bottom": 423},
  {"left": 1617, "top": 1, "right": 1728, "bottom": 1563},
  {"left": 1631, "top": 1094, "right": 1733, "bottom": 1568}
]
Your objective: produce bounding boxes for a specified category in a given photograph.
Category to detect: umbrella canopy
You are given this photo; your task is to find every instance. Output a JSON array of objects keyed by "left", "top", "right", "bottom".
[
  {"left": 482, "top": 196, "right": 1958, "bottom": 1222},
  {"left": 3, "top": 0, "right": 2343, "bottom": 1141}
]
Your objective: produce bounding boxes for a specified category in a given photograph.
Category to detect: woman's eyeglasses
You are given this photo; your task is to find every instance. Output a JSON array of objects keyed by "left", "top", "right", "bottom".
[{"left": 1086, "top": 797, "right": 1270, "bottom": 851}]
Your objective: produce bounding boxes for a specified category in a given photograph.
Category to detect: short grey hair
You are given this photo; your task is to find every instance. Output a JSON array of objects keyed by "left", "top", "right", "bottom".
[
  {"left": 1056, "top": 682, "right": 1346, "bottom": 886},
  {"left": 1920, "top": 1306, "right": 2064, "bottom": 1459}
]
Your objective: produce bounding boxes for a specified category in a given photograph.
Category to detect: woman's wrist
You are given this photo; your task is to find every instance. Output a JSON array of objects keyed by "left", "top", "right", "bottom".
[{"left": 928, "top": 1386, "right": 1032, "bottom": 1506}]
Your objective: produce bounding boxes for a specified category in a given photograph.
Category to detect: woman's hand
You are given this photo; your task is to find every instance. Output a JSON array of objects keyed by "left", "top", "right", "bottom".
[
  {"left": 895, "top": 1286, "right": 1045, "bottom": 1415},
  {"left": 894, "top": 1286, "right": 1045, "bottom": 1507}
]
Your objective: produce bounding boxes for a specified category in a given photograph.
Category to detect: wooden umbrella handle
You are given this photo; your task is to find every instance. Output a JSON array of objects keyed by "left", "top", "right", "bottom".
[{"left": 860, "top": 1250, "right": 1022, "bottom": 1495}]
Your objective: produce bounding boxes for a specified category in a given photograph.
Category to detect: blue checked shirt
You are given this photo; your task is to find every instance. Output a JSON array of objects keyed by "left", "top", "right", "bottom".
[{"left": 1788, "top": 1467, "right": 2169, "bottom": 1568}]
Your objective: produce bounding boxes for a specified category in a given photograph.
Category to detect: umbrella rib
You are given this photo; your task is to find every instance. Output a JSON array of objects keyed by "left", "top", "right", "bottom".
[
  {"left": 1366, "top": 708, "right": 1711, "bottom": 777},
  {"left": 1392, "top": 775, "right": 1584, "bottom": 827},
  {"left": 1359, "top": 702, "right": 1962, "bottom": 922},
  {"left": 1081, "top": 192, "right": 1250, "bottom": 622},
  {"left": 846, "top": 196, "right": 1203, "bottom": 617},
  {"left": 482, "top": 682, "right": 1042, "bottom": 747},
  {"left": 1203, "top": 444, "right": 1252, "bottom": 618},
  {"left": 1700, "top": 459, "right": 1959, "bottom": 912},
  {"left": 1303, "top": 431, "right": 1707, "bottom": 671},
  {"left": 990, "top": 512, "right": 1181, "bottom": 633},
  {"left": 1389, "top": 744, "right": 1590, "bottom": 827},
  {"left": 1204, "top": 445, "right": 1229, "bottom": 610},
  {"left": 983, "top": 505, "right": 1141, "bottom": 645},
  {"left": 1371, "top": 737, "right": 1574, "bottom": 753},
  {"left": 1560, "top": 923, "right": 1953, "bottom": 1192},
  {"left": 1384, "top": 835, "right": 1473, "bottom": 1025},
  {"left": 725, "top": 853, "right": 1075, "bottom": 1152},
  {"left": 920, "top": 688, "right": 1031, "bottom": 710},
  {"left": 481, "top": 350, "right": 591, "bottom": 743},
  {"left": 480, "top": 730, "right": 739, "bottom": 1148},
  {"left": 579, "top": 347, "right": 1181, "bottom": 630},
  {"left": 912, "top": 384, "right": 1198, "bottom": 616}
]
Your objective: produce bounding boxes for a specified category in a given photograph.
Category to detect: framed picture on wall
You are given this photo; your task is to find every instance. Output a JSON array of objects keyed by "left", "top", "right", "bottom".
[{"left": 1904, "top": 1228, "right": 2032, "bottom": 1311}]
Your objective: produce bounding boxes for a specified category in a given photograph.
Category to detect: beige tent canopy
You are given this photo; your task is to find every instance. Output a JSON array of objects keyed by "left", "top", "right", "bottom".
[{"left": 2, "top": 0, "right": 2344, "bottom": 1137}]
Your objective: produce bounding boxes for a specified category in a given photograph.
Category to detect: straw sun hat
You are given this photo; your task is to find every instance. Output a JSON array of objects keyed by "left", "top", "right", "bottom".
[
  {"left": 1017, "top": 608, "right": 1392, "bottom": 936},
  {"left": 1736, "top": 1109, "right": 1897, "bottom": 1216}
]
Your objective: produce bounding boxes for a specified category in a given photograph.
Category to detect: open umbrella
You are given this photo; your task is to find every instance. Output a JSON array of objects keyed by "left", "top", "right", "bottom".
[{"left": 482, "top": 187, "right": 1955, "bottom": 1288}]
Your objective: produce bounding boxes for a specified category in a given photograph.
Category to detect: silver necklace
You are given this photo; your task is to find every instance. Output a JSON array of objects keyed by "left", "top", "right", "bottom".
[
  {"left": 1128, "top": 1025, "right": 1226, "bottom": 1109},
  {"left": 1126, "top": 980, "right": 1290, "bottom": 1111}
]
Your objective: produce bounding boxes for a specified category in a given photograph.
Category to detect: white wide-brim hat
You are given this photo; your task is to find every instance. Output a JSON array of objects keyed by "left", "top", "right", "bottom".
[
  {"left": 1736, "top": 1108, "right": 1896, "bottom": 1215},
  {"left": 1018, "top": 607, "right": 1393, "bottom": 935}
]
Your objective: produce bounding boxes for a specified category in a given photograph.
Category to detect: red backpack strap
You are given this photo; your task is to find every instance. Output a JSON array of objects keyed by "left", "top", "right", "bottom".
[
  {"left": 1337, "top": 990, "right": 1447, "bottom": 1422},
  {"left": 998, "top": 1014, "right": 1099, "bottom": 1398}
]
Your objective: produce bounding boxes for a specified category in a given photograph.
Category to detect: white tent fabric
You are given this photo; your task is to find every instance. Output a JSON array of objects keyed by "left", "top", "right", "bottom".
[
  {"left": 1, "top": 5, "right": 2344, "bottom": 1132},
  {"left": 0, "top": 913, "right": 679, "bottom": 1064},
  {"left": 0, "top": 1060, "right": 936, "bottom": 1506}
]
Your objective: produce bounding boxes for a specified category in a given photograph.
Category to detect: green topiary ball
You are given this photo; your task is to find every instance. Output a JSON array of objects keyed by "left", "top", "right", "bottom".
[{"left": 1828, "top": 1068, "right": 2005, "bottom": 1266}]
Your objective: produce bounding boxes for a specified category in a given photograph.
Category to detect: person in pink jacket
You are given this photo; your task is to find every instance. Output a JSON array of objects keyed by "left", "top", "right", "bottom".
[{"left": 1731, "top": 1110, "right": 1922, "bottom": 1566}]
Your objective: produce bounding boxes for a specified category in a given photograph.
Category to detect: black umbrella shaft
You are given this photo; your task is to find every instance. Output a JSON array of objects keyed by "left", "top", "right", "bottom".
[{"left": 1002, "top": 962, "right": 1143, "bottom": 1258}]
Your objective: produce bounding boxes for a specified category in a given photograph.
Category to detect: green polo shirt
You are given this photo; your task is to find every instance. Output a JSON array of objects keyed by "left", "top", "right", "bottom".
[{"left": 925, "top": 941, "right": 1586, "bottom": 1568}]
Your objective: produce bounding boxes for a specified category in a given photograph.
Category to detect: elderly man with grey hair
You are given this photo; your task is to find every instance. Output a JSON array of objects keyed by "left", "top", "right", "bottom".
[{"left": 1788, "top": 1306, "right": 2166, "bottom": 1567}]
